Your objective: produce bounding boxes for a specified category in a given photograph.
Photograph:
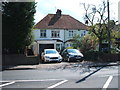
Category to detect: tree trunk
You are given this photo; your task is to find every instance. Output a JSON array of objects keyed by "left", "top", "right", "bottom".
[{"left": 98, "top": 38, "right": 102, "bottom": 52}]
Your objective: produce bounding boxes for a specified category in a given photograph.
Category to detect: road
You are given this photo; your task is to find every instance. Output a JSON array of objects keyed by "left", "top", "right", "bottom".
[{"left": 1, "top": 62, "right": 119, "bottom": 89}]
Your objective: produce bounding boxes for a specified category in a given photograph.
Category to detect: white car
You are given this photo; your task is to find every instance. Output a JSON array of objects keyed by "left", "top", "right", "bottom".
[{"left": 41, "top": 49, "right": 62, "bottom": 63}]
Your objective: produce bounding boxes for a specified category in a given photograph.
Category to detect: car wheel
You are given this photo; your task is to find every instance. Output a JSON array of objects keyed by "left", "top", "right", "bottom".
[
  {"left": 41, "top": 57, "right": 45, "bottom": 63},
  {"left": 41, "top": 60, "right": 44, "bottom": 63},
  {"left": 62, "top": 58, "right": 65, "bottom": 62},
  {"left": 58, "top": 61, "right": 61, "bottom": 63}
]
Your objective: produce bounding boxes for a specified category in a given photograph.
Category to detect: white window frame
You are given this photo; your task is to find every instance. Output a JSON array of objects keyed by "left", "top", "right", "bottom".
[
  {"left": 40, "top": 30, "right": 46, "bottom": 38},
  {"left": 69, "top": 30, "right": 74, "bottom": 37},
  {"left": 51, "top": 30, "right": 60, "bottom": 38}
]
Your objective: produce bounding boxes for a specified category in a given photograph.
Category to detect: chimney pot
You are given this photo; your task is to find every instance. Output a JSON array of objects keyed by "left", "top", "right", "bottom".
[{"left": 56, "top": 9, "right": 62, "bottom": 16}]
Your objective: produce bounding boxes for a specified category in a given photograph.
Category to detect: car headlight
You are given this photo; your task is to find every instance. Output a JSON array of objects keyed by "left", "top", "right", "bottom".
[{"left": 59, "top": 56, "right": 62, "bottom": 59}]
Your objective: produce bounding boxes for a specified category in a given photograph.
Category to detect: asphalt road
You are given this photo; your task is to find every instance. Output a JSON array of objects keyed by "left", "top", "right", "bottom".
[{"left": 1, "top": 62, "right": 119, "bottom": 89}]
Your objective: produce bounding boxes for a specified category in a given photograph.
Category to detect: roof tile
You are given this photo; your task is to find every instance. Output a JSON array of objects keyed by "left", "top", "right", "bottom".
[{"left": 34, "top": 14, "right": 88, "bottom": 30}]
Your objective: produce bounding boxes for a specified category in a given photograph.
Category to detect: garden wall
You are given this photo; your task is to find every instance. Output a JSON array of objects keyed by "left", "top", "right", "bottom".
[{"left": 2, "top": 54, "right": 39, "bottom": 66}]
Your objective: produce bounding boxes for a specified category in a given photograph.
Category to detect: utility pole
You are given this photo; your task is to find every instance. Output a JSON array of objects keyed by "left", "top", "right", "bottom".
[{"left": 107, "top": 0, "right": 111, "bottom": 53}]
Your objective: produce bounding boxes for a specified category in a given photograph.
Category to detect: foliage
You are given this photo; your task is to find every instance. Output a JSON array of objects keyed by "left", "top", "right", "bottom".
[
  {"left": 83, "top": 51, "right": 119, "bottom": 62},
  {"left": 65, "top": 47, "right": 74, "bottom": 49},
  {"left": 72, "top": 34, "right": 98, "bottom": 52},
  {"left": 72, "top": 34, "right": 82, "bottom": 49},
  {"left": 82, "top": 0, "right": 119, "bottom": 53},
  {"left": 2, "top": 2, "right": 36, "bottom": 54},
  {"left": 111, "top": 25, "right": 120, "bottom": 50}
]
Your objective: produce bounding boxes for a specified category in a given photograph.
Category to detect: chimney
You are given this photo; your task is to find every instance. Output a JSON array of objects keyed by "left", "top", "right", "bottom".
[{"left": 56, "top": 9, "right": 62, "bottom": 17}]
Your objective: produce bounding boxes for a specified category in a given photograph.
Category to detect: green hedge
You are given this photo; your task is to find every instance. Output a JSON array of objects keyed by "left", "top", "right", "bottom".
[{"left": 83, "top": 51, "right": 120, "bottom": 62}]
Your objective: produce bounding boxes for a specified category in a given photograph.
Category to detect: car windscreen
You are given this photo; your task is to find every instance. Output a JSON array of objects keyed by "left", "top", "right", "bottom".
[
  {"left": 46, "top": 50, "right": 57, "bottom": 54},
  {"left": 67, "top": 49, "right": 80, "bottom": 54}
]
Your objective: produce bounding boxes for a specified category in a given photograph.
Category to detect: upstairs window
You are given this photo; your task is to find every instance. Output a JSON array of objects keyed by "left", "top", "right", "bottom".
[
  {"left": 51, "top": 31, "right": 60, "bottom": 38},
  {"left": 69, "top": 31, "right": 74, "bottom": 37},
  {"left": 81, "top": 33, "right": 83, "bottom": 37},
  {"left": 40, "top": 30, "right": 46, "bottom": 38},
  {"left": 83, "top": 31, "right": 86, "bottom": 35}
]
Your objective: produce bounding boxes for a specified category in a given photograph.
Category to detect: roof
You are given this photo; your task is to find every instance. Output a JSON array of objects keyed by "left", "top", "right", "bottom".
[{"left": 34, "top": 14, "right": 88, "bottom": 30}]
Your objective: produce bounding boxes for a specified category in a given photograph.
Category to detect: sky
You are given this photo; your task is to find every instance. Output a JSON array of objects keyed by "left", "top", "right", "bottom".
[{"left": 34, "top": 0, "right": 120, "bottom": 24}]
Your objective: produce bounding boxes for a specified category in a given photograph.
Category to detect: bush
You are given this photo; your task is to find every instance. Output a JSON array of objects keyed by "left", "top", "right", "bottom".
[
  {"left": 71, "top": 34, "right": 98, "bottom": 53},
  {"left": 83, "top": 51, "right": 104, "bottom": 62},
  {"left": 83, "top": 51, "right": 120, "bottom": 62}
]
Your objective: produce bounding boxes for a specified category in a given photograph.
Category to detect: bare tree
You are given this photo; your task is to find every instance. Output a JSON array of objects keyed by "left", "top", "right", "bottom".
[{"left": 81, "top": 1, "right": 108, "bottom": 52}]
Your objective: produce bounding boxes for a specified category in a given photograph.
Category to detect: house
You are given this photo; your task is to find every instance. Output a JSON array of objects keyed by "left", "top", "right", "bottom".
[{"left": 33, "top": 9, "right": 88, "bottom": 56}]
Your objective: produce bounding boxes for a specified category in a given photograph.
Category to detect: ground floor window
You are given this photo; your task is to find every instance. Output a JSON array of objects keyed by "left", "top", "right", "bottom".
[{"left": 65, "top": 43, "right": 73, "bottom": 48}]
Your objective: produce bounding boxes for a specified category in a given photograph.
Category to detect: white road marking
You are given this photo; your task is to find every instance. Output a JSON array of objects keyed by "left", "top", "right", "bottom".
[
  {"left": 103, "top": 76, "right": 113, "bottom": 88},
  {"left": 1, "top": 79, "right": 64, "bottom": 82},
  {"left": 0, "top": 81, "right": 10, "bottom": 82},
  {"left": 14, "top": 79, "right": 63, "bottom": 82},
  {"left": 48, "top": 80, "right": 68, "bottom": 89},
  {"left": 0, "top": 81, "right": 15, "bottom": 87},
  {"left": 0, "top": 79, "right": 68, "bottom": 88}
]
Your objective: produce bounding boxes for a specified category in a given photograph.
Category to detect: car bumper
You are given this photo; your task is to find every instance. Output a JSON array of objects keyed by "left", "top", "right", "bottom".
[
  {"left": 69, "top": 57, "right": 83, "bottom": 61},
  {"left": 45, "top": 58, "right": 62, "bottom": 62}
]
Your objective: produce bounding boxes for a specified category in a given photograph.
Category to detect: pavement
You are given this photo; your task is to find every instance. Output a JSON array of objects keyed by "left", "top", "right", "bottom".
[{"left": 1, "top": 61, "right": 120, "bottom": 71}]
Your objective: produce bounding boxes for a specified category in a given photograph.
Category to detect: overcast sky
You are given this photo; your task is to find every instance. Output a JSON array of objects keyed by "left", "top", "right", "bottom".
[{"left": 34, "top": 0, "right": 120, "bottom": 24}]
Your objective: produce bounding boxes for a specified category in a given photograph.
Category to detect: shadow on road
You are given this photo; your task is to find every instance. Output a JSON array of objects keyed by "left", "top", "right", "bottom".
[
  {"left": 41, "top": 61, "right": 61, "bottom": 64},
  {"left": 2, "top": 65, "right": 36, "bottom": 71},
  {"left": 76, "top": 66, "right": 105, "bottom": 83},
  {"left": 4, "top": 68, "right": 36, "bottom": 71}
]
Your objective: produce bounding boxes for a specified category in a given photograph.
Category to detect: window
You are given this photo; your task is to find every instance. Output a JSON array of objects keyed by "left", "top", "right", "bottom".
[
  {"left": 70, "top": 43, "right": 72, "bottom": 47},
  {"left": 69, "top": 31, "right": 74, "bottom": 37},
  {"left": 40, "top": 30, "right": 46, "bottom": 37},
  {"left": 81, "top": 33, "right": 83, "bottom": 37},
  {"left": 83, "top": 31, "right": 86, "bottom": 35},
  {"left": 51, "top": 31, "right": 60, "bottom": 38},
  {"left": 45, "top": 50, "right": 58, "bottom": 54}
]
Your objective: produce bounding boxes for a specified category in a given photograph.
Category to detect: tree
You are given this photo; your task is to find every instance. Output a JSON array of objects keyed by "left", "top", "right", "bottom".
[
  {"left": 81, "top": 1, "right": 109, "bottom": 52},
  {"left": 2, "top": 2, "right": 36, "bottom": 54},
  {"left": 72, "top": 34, "right": 82, "bottom": 49},
  {"left": 111, "top": 24, "right": 120, "bottom": 49},
  {"left": 72, "top": 34, "right": 98, "bottom": 52}
]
